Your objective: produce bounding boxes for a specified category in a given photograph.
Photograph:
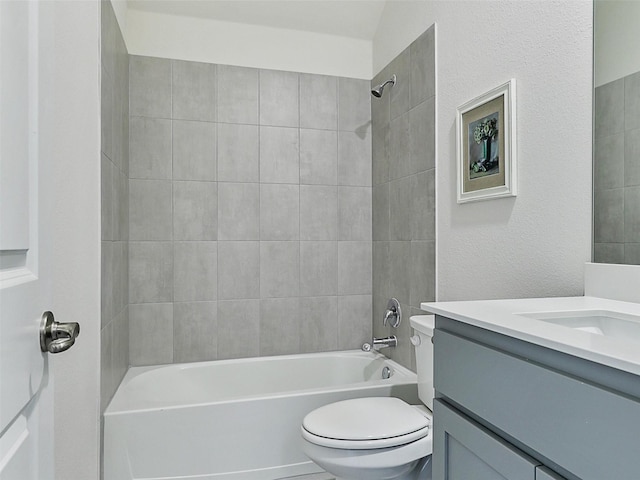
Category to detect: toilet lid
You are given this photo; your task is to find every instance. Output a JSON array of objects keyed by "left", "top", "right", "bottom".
[{"left": 302, "top": 397, "right": 430, "bottom": 445}]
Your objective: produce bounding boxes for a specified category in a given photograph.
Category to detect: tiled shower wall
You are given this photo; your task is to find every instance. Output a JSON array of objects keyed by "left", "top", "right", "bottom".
[
  {"left": 594, "top": 71, "right": 640, "bottom": 264},
  {"left": 372, "top": 27, "right": 436, "bottom": 370},
  {"left": 128, "top": 56, "right": 373, "bottom": 365},
  {"left": 100, "top": 0, "right": 129, "bottom": 410}
]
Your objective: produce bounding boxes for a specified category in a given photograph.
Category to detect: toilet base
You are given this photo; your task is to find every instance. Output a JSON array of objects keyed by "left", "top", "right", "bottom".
[{"left": 330, "top": 455, "right": 431, "bottom": 480}]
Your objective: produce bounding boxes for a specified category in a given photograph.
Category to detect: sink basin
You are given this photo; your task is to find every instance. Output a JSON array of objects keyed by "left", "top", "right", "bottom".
[{"left": 518, "top": 310, "right": 640, "bottom": 340}]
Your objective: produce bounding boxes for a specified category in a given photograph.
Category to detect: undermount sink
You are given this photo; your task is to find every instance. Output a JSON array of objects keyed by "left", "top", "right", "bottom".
[{"left": 518, "top": 310, "right": 640, "bottom": 341}]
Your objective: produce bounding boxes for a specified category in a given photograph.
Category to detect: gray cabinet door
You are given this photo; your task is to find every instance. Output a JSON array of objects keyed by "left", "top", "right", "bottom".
[
  {"left": 433, "top": 399, "right": 539, "bottom": 480},
  {"left": 536, "top": 466, "right": 566, "bottom": 480}
]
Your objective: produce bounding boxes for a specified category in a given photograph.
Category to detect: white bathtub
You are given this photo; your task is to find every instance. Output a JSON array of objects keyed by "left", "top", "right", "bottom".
[{"left": 103, "top": 350, "right": 418, "bottom": 480}]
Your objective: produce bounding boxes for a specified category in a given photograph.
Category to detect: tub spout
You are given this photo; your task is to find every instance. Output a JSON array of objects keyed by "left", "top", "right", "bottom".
[{"left": 372, "top": 336, "right": 397, "bottom": 350}]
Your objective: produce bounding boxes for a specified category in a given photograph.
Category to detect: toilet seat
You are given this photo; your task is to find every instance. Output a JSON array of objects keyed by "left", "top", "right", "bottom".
[{"left": 302, "top": 397, "right": 431, "bottom": 450}]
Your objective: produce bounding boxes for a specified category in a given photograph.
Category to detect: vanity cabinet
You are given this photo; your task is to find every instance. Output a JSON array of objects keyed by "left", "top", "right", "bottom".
[{"left": 432, "top": 316, "right": 640, "bottom": 480}]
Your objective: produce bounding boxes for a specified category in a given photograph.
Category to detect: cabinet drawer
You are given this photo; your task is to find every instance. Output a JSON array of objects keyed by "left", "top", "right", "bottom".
[
  {"left": 434, "top": 329, "right": 640, "bottom": 480},
  {"left": 433, "top": 399, "right": 539, "bottom": 480}
]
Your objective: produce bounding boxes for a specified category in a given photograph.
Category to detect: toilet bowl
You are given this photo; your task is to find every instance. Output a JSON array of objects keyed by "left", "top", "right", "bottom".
[{"left": 300, "top": 315, "right": 435, "bottom": 480}]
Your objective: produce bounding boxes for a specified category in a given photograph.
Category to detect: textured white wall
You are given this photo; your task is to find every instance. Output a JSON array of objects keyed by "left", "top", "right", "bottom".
[
  {"left": 47, "top": 1, "right": 101, "bottom": 478},
  {"left": 374, "top": 1, "right": 593, "bottom": 301},
  {"left": 594, "top": 0, "right": 640, "bottom": 87},
  {"left": 123, "top": 9, "right": 372, "bottom": 79}
]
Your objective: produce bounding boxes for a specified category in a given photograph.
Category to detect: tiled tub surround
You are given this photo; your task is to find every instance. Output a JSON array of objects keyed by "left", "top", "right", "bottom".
[
  {"left": 594, "top": 70, "right": 640, "bottom": 264},
  {"left": 128, "top": 56, "right": 373, "bottom": 365},
  {"left": 371, "top": 26, "right": 436, "bottom": 369},
  {"left": 100, "top": 0, "right": 130, "bottom": 410}
]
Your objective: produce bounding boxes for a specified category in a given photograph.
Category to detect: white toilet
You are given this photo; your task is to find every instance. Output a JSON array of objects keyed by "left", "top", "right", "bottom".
[{"left": 301, "top": 315, "right": 435, "bottom": 480}]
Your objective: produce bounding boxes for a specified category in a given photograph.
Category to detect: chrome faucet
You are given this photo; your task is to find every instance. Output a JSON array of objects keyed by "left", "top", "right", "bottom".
[
  {"left": 362, "top": 335, "right": 398, "bottom": 351},
  {"left": 383, "top": 298, "right": 401, "bottom": 328}
]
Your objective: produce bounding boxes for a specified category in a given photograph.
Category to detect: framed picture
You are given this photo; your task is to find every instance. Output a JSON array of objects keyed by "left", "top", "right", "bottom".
[{"left": 456, "top": 79, "right": 516, "bottom": 203}]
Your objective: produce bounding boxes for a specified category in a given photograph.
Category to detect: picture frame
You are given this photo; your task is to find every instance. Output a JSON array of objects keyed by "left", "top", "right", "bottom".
[{"left": 456, "top": 79, "right": 516, "bottom": 203}]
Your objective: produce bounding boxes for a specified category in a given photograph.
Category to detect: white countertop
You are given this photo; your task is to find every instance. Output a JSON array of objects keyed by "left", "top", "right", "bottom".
[{"left": 421, "top": 296, "right": 640, "bottom": 376}]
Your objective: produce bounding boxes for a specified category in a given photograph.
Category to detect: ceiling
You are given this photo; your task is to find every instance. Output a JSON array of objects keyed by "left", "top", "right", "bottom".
[{"left": 127, "top": 0, "right": 388, "bottom": 41}]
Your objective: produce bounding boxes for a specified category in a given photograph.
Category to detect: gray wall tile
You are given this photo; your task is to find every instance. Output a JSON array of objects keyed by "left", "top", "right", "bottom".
[
  {"left": 129, "top": 179, "right": 173, "bottom": 240},
  {"left": 625, "top": 71, "right": 640, "bottom": 131},
  {"left": 101, "top": 242, "right": 114, "bottom": 326},
  {"left": 217, "top": 241, "right": 260, "bottom": 300},
  {"left": 372, "top": 124, "right": 390, "bottom": 185},
  {"left": 409, "top": 26, "right": 435, "bottom": 108},
  {"left": 172, "top": 60, "right": 216, "bottom": 122},
  {"left": 260, "top": 126, "right": 300, "bottom": 184},
  {"left": 409, "top": 97, "right": 436, "bottom": 174},
  {"left": 260, "top": 297, "right": 300, "bottom": 356},
  {"left": 102, "top": 68, "right": 114, "bottom": 161},
  {"left": 389, "top": 176, "right": 412, "bottom": 241},
  {"left": 372, "top": 184, "right": 390, "bottom": 241},
  {"left": 300, "top": 185, "right": 338, "bottom": 240},
  {"left": 411, "top": 169, "right": 436, "bottom": 241},
  {"left": 594, "top": 243, "right": 624, "bottom": 264},
  {"left": 593, "top": 188, "right": 624, "bottom": 243},
  {"left": 217, "top": 299, "right": 260, "bottom": 359},
  {"left": 174, "top": 301, "right": 218, "bottom": 362},
  {"left": 129, "top": 242, "right": 173, "bottom": 304},
  {"left": 594, "top": 133, "right": 624, "bottom": 190},
  {"left": 410, "top": 241, "right": 436, "bottom": 306},
  {"left": 260, "top": 241, "right": 300, "bottom": 298},
  {"left": 172, "top": 120, "right": 217, "bottom": 181},
  {"left": 130, "top": 117, "right": 172, "bottom": 180},
  {"left": 173, "top": 181, "right": 218, "bottom": 240},
  {"left": 595, "top": 79, "right": 624, "bottom": 139},
  {"left": 389, "top": 48, "right": 411, "bottom": 120},
  {"left": 100, "top": 319, "right": 115, "bottom": 409},
  {"left": 217, "top": 183, "right": 259, "bottom": 240},
  {"left": 101, "top": 5, "right": 130, "bottom": 410},
  {"left": 338, "top": 77, "right": 371, "bottom": 132},
  {"left": 260, "top": 69, "right": 299, "bottom": 127},
  {"left": 300, "top": 296, "right": 338, "bottom": 352},
  {"left": 217, "top": 65, "right": 258, "bottom": 124},
  {"left": 260, "top": 184, "right": 299, "bottom": 240},
  {"left": 300, "top": 74, "right": 337, "bottom": 130},
  {"left": 338, "top": 186, "right": 372, "bottom": 241},
  {"left": 127, "top": 56, "right": 375, "bottom": 368},
  {"left": 217, "top": 123, "right": 259, "bottom": 182},
  {"left": 625, "top": 243, "right": 640, "bottom": 264},
  {"left": 338, "top": 295, "right": 372, "bottom": 350},
  {"left": 174, "top": 242, "right": 217, "bottom": 302},
  {"left": 102, "top": 155, "right": 115, "bottom": 241},
  {"left": 129, "top": 303, "right": 173, "bottom": 365},
  {"left": 625, "top": 128, "right": 640, "bottom": 187},
  {"left": 338, "top": 241, "right": 372, "bottom": 295},
  {"left": 338, "top": 130, "right": 372, "bottom": 186},
  {"left": 300, "top": 129, "right": 337, "bottom": 185},
  {"left": 625, "top": 186, "right": 640, "bottom": 243},
  {"left": 300, "top": 241, "right": 338, "bottom": 296},
  {"left": 388, "top": 241, "right": 411, "bottom": 307},
  {"left": 389, "top": 112, "right": 411, "bottom": 180},
  {"left": 129, "top": 56, "right": 171, "bottom": 118}
]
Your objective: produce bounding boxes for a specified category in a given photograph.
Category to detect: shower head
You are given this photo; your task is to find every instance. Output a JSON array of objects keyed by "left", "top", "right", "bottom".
[{"left": 371, "top": 74, "right": 396, "bottom": 98}]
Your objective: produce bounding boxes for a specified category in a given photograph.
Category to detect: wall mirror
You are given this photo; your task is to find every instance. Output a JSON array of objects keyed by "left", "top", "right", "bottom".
[{"left": 593, "top": 1, "right": 640, "bottom": 264}]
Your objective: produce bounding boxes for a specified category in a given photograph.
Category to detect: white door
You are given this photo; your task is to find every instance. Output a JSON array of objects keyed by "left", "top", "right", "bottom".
[{"left": 0, "top": 1, "right": 58, "bottom": 478}]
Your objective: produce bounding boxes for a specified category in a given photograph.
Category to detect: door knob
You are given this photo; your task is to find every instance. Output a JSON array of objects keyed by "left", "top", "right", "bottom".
[{"left": 39, "top": 311, "right": 80, "bottom": 354}]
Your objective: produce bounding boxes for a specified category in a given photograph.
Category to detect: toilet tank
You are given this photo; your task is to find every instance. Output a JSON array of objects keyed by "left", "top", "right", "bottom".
[{"left": 409, "top": 315, "right": 435, "bottom": 410}]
